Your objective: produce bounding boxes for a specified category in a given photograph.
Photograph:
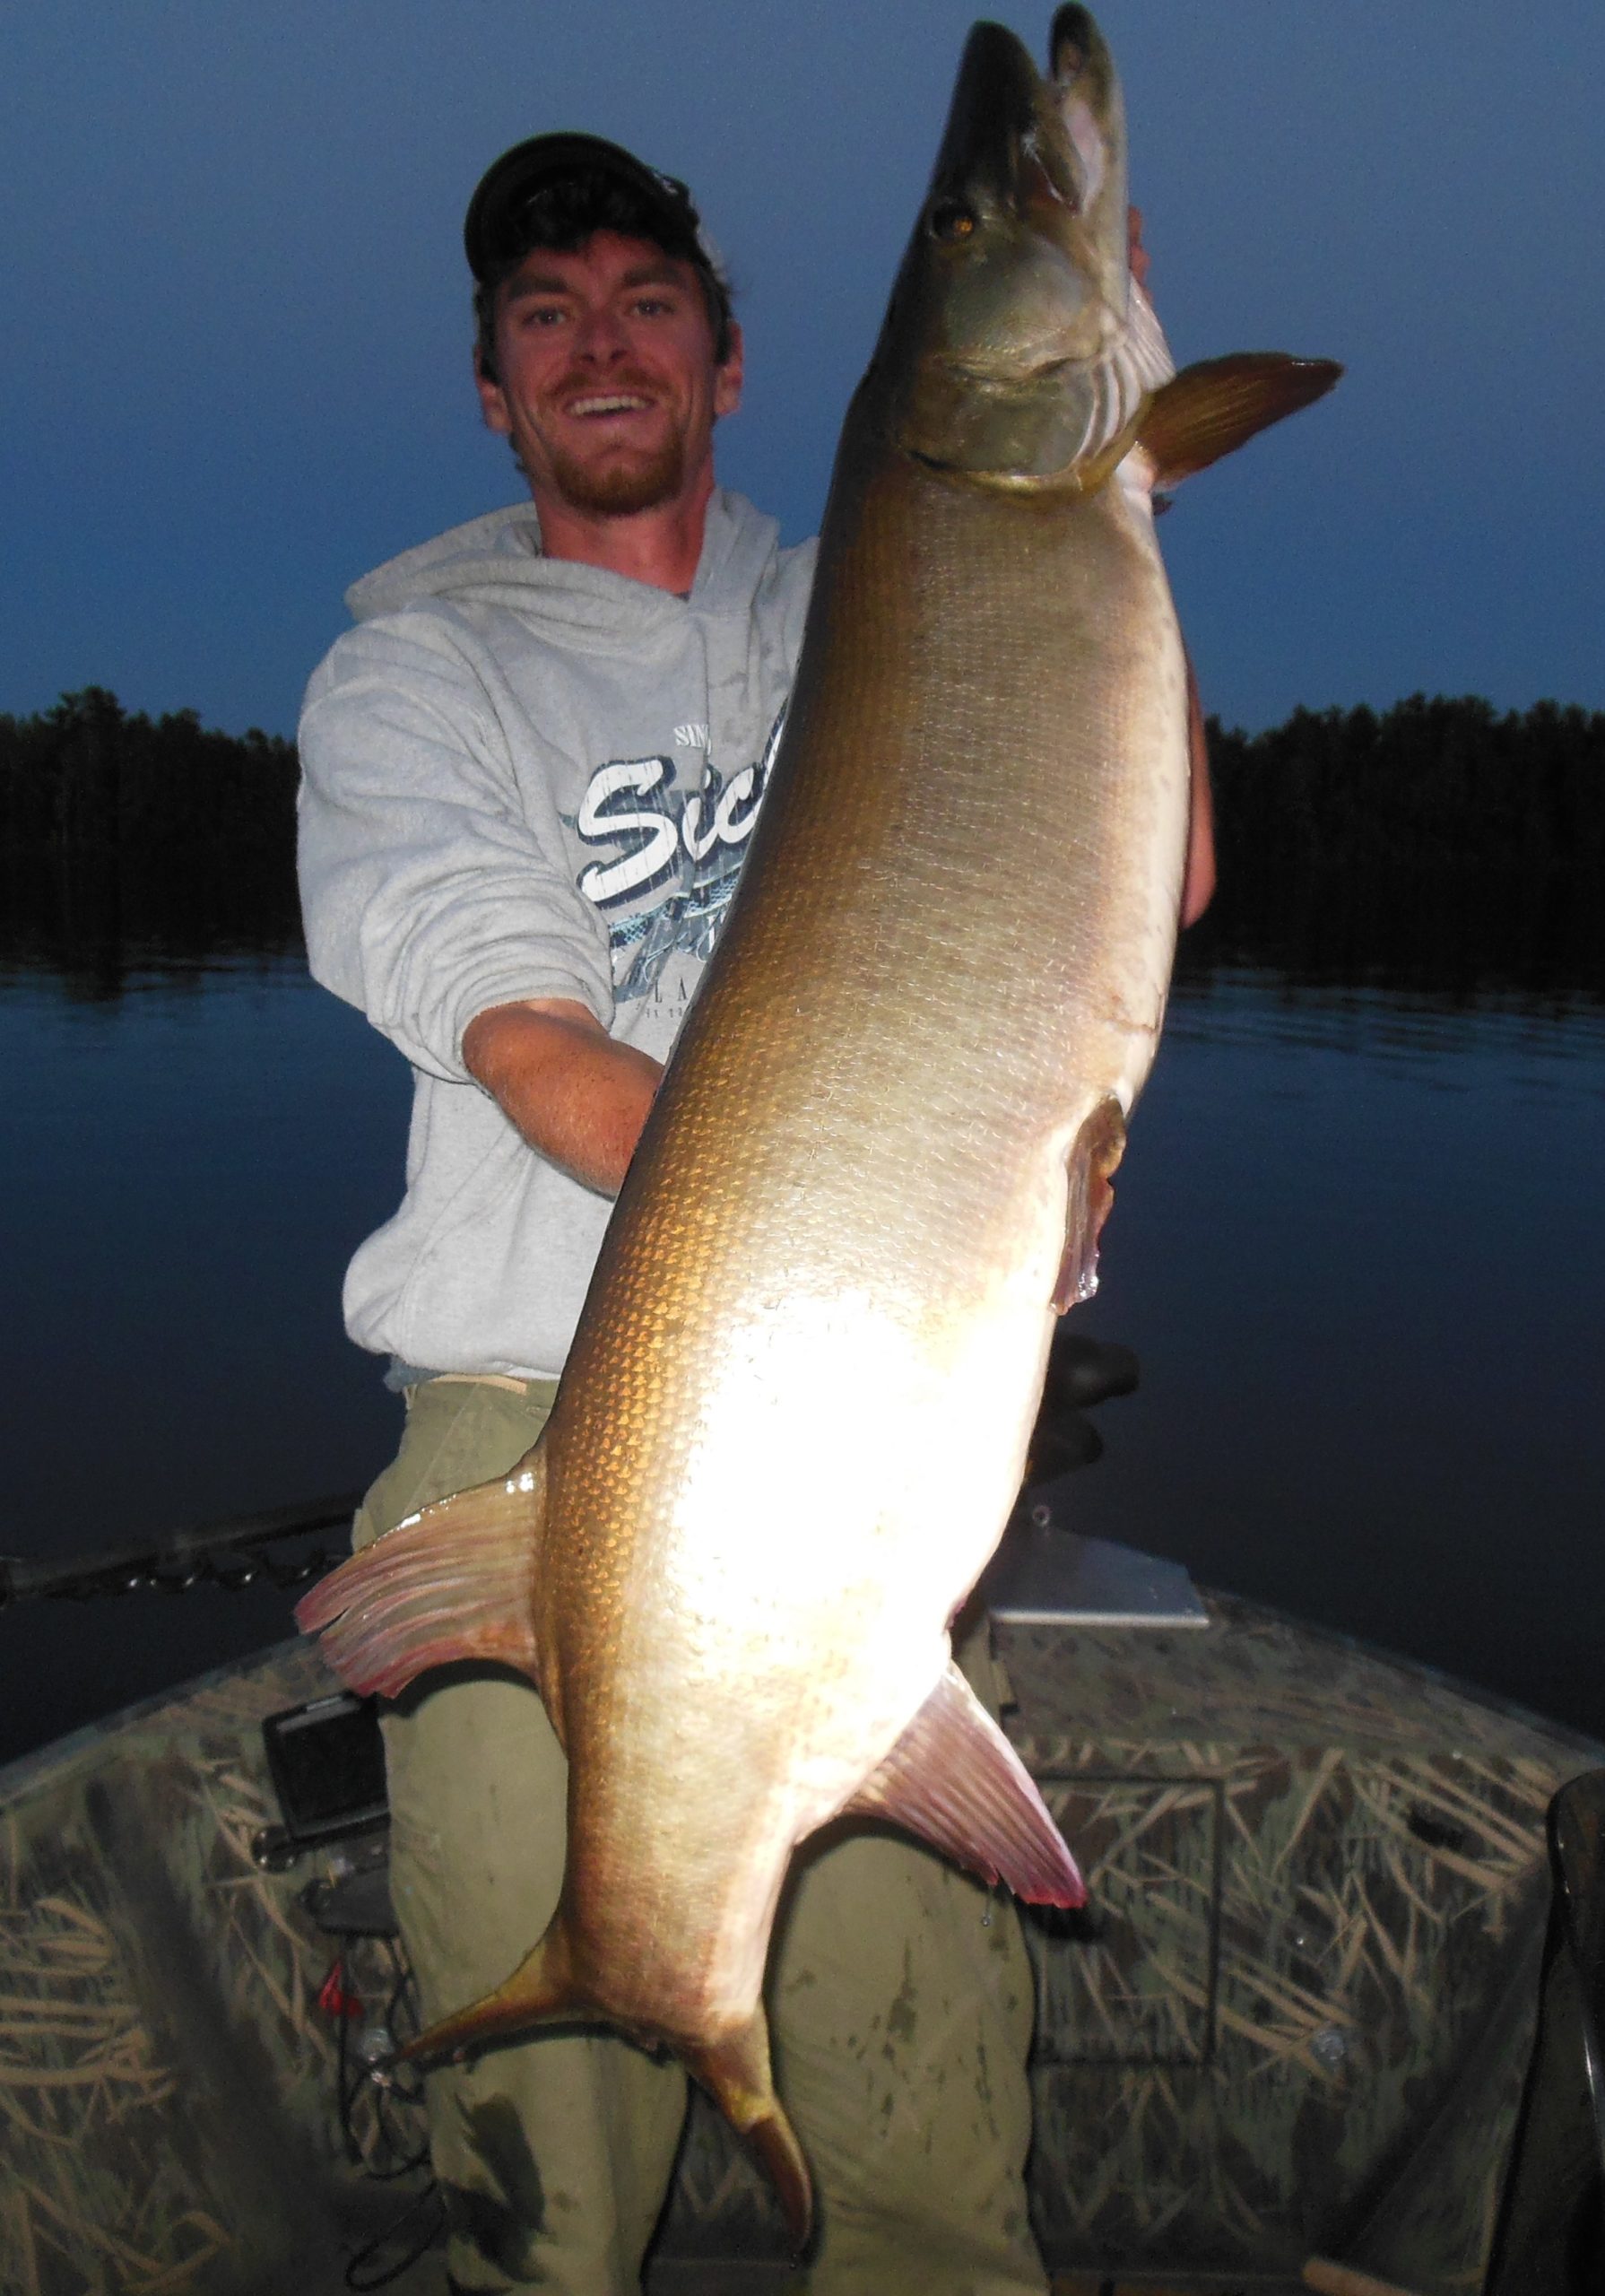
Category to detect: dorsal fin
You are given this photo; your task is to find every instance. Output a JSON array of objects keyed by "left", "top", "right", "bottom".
[
  {"left": 1138, "top": 351, "right": 1342, "bottom": 491},
  {"left": 845, "top": 1661, "right": 1085, "bottom": 1908},
  {"left": 295, "top": 1447, "right": 547, "bottom": 1699}
]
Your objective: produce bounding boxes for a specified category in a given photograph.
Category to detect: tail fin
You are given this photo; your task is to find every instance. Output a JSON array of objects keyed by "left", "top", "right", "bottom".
[
  {"left": 395, "top": 1926, "right": 815, "bottom": 2252},
  {"left": 295, "top": 1447, "right": 547, "bottom": 1700},
  {"left": 687, "top": 2006, "right": 813, "bottom": 2253}
]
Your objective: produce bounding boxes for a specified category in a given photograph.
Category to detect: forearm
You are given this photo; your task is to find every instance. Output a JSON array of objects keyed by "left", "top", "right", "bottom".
[
  {"left": 463, "top": 998, "right": 663, "bottom": 1196},
  {"left": 1128, "top": 204, "right": 1214, "bottom": 930},
  {"left": 1179, "top": 651, "right": 1216, "bottom": 926}
]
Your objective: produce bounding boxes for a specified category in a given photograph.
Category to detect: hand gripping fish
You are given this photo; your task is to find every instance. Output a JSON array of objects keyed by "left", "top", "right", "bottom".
[{"left": 299, "top": 6, "right": 1339, "bottom": 2245}]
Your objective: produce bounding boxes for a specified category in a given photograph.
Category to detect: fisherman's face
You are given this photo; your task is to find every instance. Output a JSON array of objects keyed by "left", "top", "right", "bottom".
[{"left": 478, "top": 230, "right": 743, "bottom": 520}]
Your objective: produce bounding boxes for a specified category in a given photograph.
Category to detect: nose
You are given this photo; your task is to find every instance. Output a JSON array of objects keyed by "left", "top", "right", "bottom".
[{"left": 571, "top": 304, "right": 631, "bottom": 365}]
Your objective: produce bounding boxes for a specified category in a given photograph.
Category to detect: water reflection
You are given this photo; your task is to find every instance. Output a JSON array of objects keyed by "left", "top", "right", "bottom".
[
  {"left": 0, "top": 865, "right": 301, "bottom": 1002},
  {"left": 1168, "top": 963, "right": 1605, "bottom": 1065},
  {"left": 1068, "top": 960, "right": 1605, "bottom": 1755},
  {"left": 0, "top": 951, "right": 409, "bottom": 1763},
  {"left": 3, "top": 912, "right": 1602, "bottom": 1767}
]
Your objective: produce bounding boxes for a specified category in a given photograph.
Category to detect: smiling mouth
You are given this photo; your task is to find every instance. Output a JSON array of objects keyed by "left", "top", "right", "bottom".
[{"left": 567, "top": 393, "right": 655, "bottom": 418}]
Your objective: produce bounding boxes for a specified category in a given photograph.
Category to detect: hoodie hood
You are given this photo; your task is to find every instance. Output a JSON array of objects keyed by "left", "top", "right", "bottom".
[{"left": 344, "top": 489, "right": 787, "bottom": 650}]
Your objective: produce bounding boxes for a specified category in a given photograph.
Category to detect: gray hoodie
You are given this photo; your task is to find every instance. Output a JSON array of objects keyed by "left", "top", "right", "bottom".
[{"left": 298, "top": 489, "right": 816, "bottom": 1380}]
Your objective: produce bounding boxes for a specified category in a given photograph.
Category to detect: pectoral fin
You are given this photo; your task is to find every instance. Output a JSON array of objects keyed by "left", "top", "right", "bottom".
[
  {"left": 1139, "top": 352, "right": 1342, "bottom": 491},
  {"left": 846, "top": 1662, "right": 1086, "bottom": 1909},
  {"left": 295, "top": 1446, "right": 547, "bottom": 1699}
]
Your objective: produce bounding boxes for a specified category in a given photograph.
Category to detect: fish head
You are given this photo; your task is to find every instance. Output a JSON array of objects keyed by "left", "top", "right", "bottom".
[{"left": 866, "top": 7, "right": 1168, "bottom": 490}]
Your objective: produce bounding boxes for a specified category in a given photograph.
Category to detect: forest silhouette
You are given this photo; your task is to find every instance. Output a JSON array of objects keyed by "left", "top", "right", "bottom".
[
  {"left": 3, "top": 684, "right": 1601, "bottom": 1005},
  {"left": 1181, "top": 694, "right": 1605, "bottom": 1008},
  {"left": 1, "top": 688, "right": 299, "bottom": 996}
]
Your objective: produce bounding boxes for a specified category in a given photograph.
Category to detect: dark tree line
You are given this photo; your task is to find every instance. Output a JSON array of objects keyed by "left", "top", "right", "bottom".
[
  {"left": 0, "top": 688, "right": 300, "bottom": 992},
  {"left": 3, "top": 685, "right": 1603, "bottom": 1004},
  {"left": 1182, "top": 693, "right": 1605, "bottom": 1005}
]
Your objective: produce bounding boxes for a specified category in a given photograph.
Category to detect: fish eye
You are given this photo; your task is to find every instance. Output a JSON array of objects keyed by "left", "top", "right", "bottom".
[{"left": 927, "top": 198, "right": 977, "bottom": 245}]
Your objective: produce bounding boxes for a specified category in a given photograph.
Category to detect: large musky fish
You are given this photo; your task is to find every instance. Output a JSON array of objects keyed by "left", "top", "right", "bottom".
[{"left": 299, "top": 5, "right": 1338, "bottom": 2243}]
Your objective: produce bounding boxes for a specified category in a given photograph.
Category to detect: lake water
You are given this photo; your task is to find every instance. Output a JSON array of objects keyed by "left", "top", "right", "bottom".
[{"left": 3, "top": 952, "right": 1602, "bottom": 1769}]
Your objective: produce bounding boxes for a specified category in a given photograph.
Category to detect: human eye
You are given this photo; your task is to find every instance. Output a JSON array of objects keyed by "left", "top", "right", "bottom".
[{"left": 630, "top": 292, "right": 676, "bottom": 319}]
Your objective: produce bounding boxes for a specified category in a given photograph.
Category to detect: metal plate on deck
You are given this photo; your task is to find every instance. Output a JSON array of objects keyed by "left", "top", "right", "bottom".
[{"left": 982, "top": 1521, "right": 1208, "bottom": 1629}]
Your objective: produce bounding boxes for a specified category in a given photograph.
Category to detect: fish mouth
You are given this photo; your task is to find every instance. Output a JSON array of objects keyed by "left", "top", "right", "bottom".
[
  {"left": 939, "top": 345, "right": 1084, "bottom": 390},
  {"left": 925, "top": 18, "right": 1085, "bottom": 227},
  {"left": 921, "top": 9, "right": 1125, "bottom": 292},
  {"left": 866, "top": 4, "right": 1168, "bottom": 487}
]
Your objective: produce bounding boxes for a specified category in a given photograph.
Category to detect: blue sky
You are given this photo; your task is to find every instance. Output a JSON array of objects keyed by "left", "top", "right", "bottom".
[{"left": 4, "top": 1, "right": 1601, "bottom": 737}]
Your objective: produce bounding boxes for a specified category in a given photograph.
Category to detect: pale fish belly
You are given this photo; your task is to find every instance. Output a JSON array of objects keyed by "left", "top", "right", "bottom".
[
  {"left": 590, "top": 1287, "right": 1061, "bottom": 2032},
  {"left": 647, "top": 1153, "right": 1077, "bottom": 1782}
]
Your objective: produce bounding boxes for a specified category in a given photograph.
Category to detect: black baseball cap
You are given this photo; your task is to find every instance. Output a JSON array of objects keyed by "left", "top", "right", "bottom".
[{"left": 464, "top": 131, "right": 716, "bottom": 284}]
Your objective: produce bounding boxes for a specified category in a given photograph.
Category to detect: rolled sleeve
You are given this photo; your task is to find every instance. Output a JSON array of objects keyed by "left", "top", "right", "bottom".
[{"left": 297, "top": 616, "right": 613, "bottom": 1081}]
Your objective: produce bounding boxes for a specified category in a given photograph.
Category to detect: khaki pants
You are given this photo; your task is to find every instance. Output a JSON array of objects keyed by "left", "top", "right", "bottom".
[{"left": 360, "top": 1377, "right": 1047, "bottom": 2296}]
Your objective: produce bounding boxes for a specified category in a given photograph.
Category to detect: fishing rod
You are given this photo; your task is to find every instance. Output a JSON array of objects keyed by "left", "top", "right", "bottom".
[{"left": 0, "top": 1490, "right": 364, "bottom": 1606}]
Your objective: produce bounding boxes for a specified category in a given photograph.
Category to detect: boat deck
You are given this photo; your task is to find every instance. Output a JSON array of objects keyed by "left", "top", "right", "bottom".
[{"left": 3, "top": 1579, "right": 1598, "bottom": 2295}]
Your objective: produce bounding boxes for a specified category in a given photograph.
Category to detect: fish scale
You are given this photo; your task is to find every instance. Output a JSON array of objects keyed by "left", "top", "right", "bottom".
[{"left": 299, "top": 4, "right": 1339, "bottom": 2244}]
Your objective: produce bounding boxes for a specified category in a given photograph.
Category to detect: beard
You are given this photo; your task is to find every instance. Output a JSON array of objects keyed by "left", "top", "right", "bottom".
[{"left": 524, "top": 424, "right": 689, "bottom": 520}]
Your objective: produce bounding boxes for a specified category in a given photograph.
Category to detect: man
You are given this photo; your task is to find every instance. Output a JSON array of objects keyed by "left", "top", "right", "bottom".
[{"left": 299, "top": 135, "right": 1210, "bottom": 2296}]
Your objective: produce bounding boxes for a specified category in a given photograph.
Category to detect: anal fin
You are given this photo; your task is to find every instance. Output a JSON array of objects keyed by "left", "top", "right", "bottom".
[
  {"left": 295, "top": 1446, "right": 546, "bottom": 1699},
  {"left": 846, "top": 1663, "right": 1085, "bottom": 1909}
]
